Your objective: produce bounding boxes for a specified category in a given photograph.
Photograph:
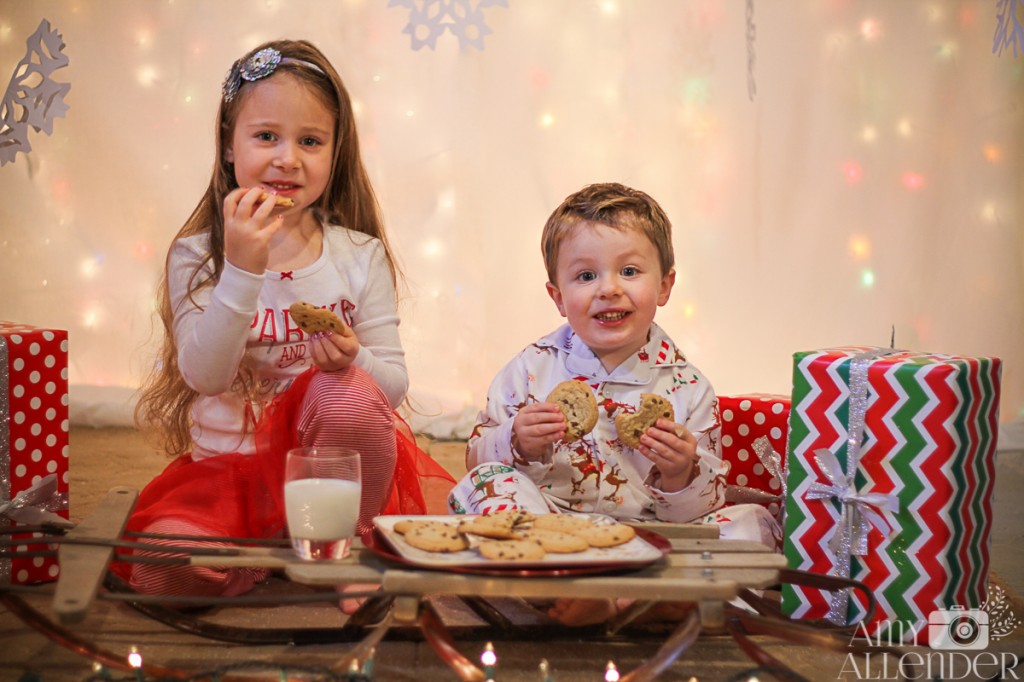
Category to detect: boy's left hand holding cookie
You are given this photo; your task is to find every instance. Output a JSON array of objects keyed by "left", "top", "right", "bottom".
[{"left": 639, "top": 419, "right": 700, "bottom": 492}]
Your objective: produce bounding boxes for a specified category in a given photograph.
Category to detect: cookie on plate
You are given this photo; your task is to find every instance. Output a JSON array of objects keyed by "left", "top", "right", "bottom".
[
  {"left": 289, "top": 302, "right": 350, "bottom": 336},
  {"left": 516, "top": 528, "right": 590, "bottom": 553},
  {"left": 478, "top": 539, "right": 547, "bottom": 561},
  {"left": 531, "top": 513, "right": 595, "bottom": 534},
  {"left": 574, "top": 523, "right": 637, "bottom": 548},
  {"left": 401, "top": 522, "right": 468, "bottom": 553},
  {"left": 457, "top": 509, "right": 533, "bottom": 539},
  {"left": 615, "top": 393, "right": 675, "bottom": 448},
  {"left": 546, "top": 380, "right": 598, "bottom": 442},
  {"left": 393, "top": 519, "right": 449, "bottom": 535}
]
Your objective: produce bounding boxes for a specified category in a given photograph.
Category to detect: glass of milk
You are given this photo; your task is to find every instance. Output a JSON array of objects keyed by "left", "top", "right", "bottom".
[{"left": 284, "top": 447, "right": 362, "bottom": 560}]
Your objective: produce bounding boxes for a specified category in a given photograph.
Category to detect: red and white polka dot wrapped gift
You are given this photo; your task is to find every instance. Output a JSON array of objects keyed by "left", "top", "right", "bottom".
[
  {"left": 719, "top": 393, "right": 790, "bottom": 520},
  {"left": 0, "top": 322, "right": 70, "bottom": 584}
]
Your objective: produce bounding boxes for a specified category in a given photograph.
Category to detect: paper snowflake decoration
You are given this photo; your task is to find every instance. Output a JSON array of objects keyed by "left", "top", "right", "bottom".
[
  {"left": 389, "top": 0, "right": 508, "bottom": 51},
  {"left": 993, "top": 0, "right": 1024, "bottom": 57},
  {"left": 0, "top": 19, "right": 71, "bottom": 167}
]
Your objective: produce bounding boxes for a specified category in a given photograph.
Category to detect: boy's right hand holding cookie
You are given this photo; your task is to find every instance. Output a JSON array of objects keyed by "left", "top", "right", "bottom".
[
  {"left": 511, "top": 403, "right": 565, "bottom": 461},
  {"left": 513, "top": 380, "right": 599, "bottom": 461}
]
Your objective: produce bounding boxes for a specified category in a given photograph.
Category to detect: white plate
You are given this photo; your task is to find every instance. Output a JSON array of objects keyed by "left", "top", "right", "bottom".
[{"left": 370, "top": 514, "right": 668, "bottom": 572}]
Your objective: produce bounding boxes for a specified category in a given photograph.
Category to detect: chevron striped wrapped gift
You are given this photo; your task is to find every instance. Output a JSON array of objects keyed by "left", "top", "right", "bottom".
[{"left": 780, "top": 346, "right": 1001, "bottom": 641}]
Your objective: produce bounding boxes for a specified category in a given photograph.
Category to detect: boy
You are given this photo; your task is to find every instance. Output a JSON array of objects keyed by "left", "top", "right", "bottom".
[
  {"left": 450, "top": 182, "right": 777, "bottom": 539},
  {"left": 456, "top": 182, "right": 770, "bottom": 520},
  {"left": 449, "top": 182, "right": 778, "bottom": 625}
]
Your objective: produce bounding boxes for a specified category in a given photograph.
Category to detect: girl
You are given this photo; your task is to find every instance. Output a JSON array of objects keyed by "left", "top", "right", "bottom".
[{"left": 119, "top": 40, "right": 452, "bottom": 597}]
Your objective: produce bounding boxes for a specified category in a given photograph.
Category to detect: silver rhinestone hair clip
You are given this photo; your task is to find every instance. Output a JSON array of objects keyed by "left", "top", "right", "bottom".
[{"left": 222, "top": 47, "right": 325, "bottom": 102}]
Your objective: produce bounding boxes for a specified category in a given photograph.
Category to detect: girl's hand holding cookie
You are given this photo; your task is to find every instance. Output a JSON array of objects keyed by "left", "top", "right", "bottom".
[
  {"left": 288, "top": 302, "right": 358, "bottom": 371},
  {"left": 310, "top": 326, "right": 359, "bottom": 372},
  {"left": 511, "top": 403, "right": 565, "bottom": 461},
  {"left": 223, "top": 187, "right": 285, "bottom": 274},
  {"left": 639, "top": 419, "right": 700, "bottom": 493}
]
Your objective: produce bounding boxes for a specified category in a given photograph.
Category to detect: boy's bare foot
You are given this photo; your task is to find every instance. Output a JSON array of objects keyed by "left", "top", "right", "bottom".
[
  {"left": 546, "top": 598, "right": 617, "bottom": 626},
  {"left": 546, "top": 598, "right": 697, "bottom": 627}
]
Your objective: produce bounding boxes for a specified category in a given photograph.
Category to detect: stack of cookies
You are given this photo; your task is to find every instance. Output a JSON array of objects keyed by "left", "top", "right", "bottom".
[{"left": 390, "top": 510, "right": 638, "bottom": 561}]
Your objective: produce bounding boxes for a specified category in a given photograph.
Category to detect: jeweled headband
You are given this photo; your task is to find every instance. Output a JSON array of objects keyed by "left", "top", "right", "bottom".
[{"left": 221, "top": 47, "right": 326, "bottom": 102}]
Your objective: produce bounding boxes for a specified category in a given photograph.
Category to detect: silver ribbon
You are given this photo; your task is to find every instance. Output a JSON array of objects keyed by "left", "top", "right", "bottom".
[
  {"left": 804, "top": 347, "right": 901, "bottom": 623},
  {"left": 724, "top": 485, "right": 780, "bottom": 506},
  {"left": 754, "top": 436, "right": 785, "bottom": 494},
  {"left": 0, "top": 473, "right": 72, "bottom": 528},
  {"left": 724, "top": 436, "right": 787, "bottom": 520},
  {"left": 806, "top": 448, "right": 898, "bottom": 554}
]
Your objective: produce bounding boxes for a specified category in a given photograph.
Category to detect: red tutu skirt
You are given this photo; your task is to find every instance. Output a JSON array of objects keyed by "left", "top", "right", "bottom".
[{"left": 113, "top": 369, "right": 455, "bottom": 578}]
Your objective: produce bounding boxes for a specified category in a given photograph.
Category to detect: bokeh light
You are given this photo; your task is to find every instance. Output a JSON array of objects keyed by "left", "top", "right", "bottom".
[
  {"left": 79, "top": 257, "right": 100, "bottom": 279},
  {"left": 980, "top": 202, "right": 998, "bottom": 222},
  {"left": 0, "top": 1, "right": 1018, "bottom": 437},
  {"left": 134, "top": 241, "right": 154, "bottom": 261},
  {"left": 902, "top": 172, "right": 926, "bottom": 190},
  {"left": 842, "top": 161, "right": 863, "bottom": 184},
  {"left": 136, "top": 65, "right": 159, "bottom": 87},
  {"left": 848, "top": 235, "right": 871, "bottom": 260},
  {"left": 934, "top": 41, "right": 957, "bottom": 60},
  {"left": 860, "top": 18, "right": 882, "bottom": 41}
]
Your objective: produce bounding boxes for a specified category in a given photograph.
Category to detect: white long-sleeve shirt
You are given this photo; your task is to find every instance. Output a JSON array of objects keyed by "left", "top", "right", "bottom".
[
  {"left": 466, "top": 323, "right": 727, "bottom": 523},
  {"left": 168, "top": 224, "right": 407, "bottom": 458}
]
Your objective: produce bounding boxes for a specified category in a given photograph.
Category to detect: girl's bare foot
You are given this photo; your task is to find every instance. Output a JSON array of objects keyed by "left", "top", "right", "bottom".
[{"left": 338, "top": 583, "right": 380, "bottom": 614}]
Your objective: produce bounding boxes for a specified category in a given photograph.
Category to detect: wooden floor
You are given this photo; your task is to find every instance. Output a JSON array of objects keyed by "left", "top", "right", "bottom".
[
  {"left": 64, "top": 427, "right": 469, "bottom": 525},
  {"left": 2, "top": 427, "right": 1022, "bottom": 681}
]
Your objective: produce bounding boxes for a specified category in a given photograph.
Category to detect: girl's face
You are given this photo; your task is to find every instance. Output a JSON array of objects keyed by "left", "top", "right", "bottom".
[
  {"left": 546, "top": 221, "right": 675, "bottom": 373},
  {"left": 225, "top": 73, "right": 336, "bottom": 219}
]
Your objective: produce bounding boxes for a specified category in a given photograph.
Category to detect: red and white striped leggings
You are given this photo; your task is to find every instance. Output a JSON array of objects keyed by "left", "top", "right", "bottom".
[{"left": 128, "top": 367, "right": 396, "bottom": 597}]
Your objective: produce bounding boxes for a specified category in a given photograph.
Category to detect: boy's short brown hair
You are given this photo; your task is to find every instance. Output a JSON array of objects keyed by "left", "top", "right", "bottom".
[{"left": 541, "top": 182, "right": 675, "bottom": 283}]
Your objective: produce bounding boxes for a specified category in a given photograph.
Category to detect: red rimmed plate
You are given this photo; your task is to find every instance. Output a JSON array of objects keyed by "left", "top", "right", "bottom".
[{"left": 364, "top": 515, "right": 671, "bottom": 577}]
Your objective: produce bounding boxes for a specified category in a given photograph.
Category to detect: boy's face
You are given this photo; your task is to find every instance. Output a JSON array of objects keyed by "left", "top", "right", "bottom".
[{"left": 546, "top": 221, "right": 675, "bottom": 373}]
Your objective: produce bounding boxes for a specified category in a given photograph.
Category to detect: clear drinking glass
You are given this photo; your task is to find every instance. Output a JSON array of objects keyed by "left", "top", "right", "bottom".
[{"left": 284, "top": 447, "right": 362, "bottom": 560}]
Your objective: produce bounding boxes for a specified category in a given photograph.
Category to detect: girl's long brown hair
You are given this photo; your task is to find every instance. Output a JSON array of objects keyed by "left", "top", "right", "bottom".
[{"left": 136, "top": 39, "right": 401, "bottom": 456}]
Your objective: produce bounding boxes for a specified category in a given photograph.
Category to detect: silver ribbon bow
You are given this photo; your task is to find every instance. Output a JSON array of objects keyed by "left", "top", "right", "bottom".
[
  {"left": 0, "top": 473, "right": 72, "bottom": 528},
  {"left": 803, "top": 347, "right": 901, "bottom": 624},
  {"left": 806, "top": 447, "right": 898, "bottom": 555}
]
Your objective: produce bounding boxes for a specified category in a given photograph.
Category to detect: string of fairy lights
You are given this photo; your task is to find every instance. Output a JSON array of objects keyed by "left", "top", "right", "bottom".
[{"left": 61, "top": 643, "right": 777, "bottom": 682}]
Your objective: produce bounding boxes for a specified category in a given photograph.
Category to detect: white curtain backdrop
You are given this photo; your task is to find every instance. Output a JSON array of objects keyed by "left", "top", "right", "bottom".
[{"left": 1, "top": 1, "right": 1021, "bottom": 440}]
